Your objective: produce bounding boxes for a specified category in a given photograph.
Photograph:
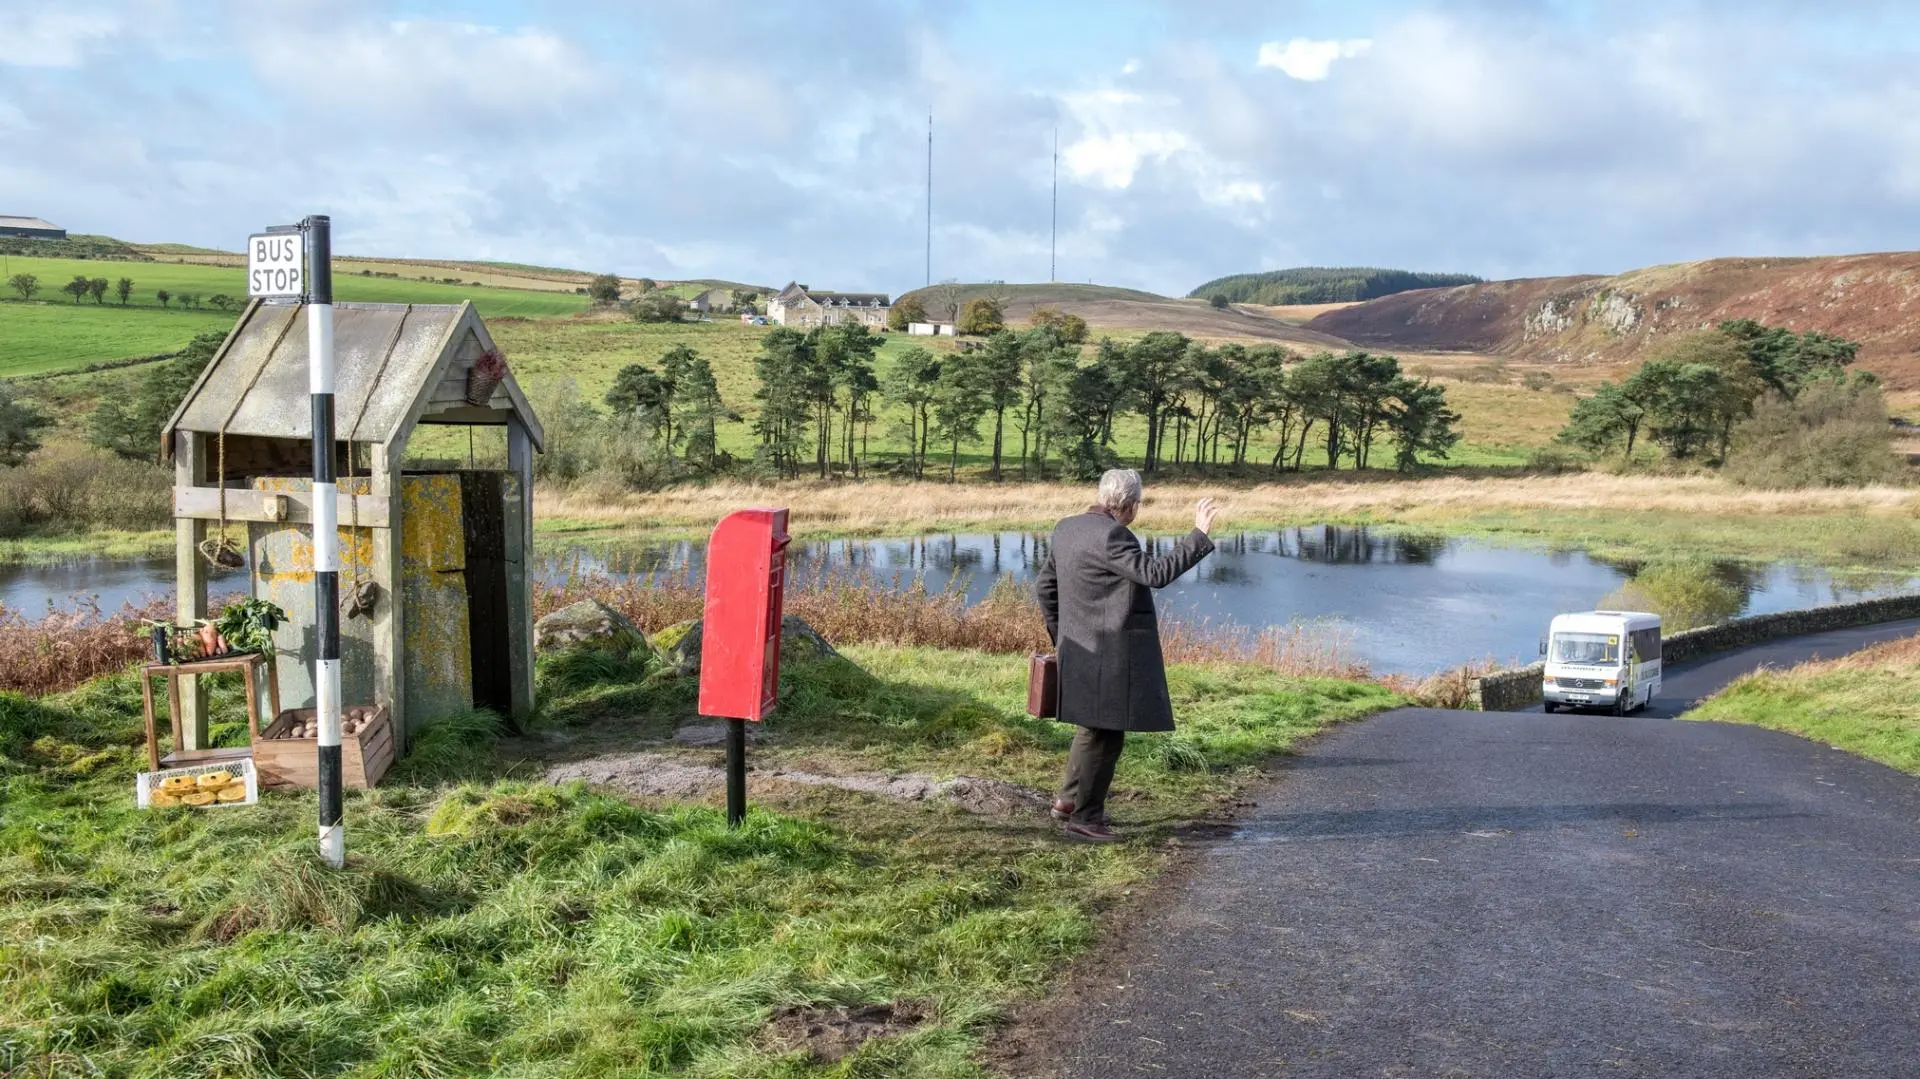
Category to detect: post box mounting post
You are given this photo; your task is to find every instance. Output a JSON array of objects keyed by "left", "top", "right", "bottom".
[
  {"left": 726, "top": 718, "right": 747, "bottom": 827},
  {"left": 697, "top": 508, "right": 790, "bottom": 829}
]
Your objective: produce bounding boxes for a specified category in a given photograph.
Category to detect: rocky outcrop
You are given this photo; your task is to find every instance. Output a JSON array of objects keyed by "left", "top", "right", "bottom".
[
  {"left": 658, "top": 615, "right": 841, "bottom": 678},
  {"left": 534, "top": 599, "right": 654, "bottom": 662}
]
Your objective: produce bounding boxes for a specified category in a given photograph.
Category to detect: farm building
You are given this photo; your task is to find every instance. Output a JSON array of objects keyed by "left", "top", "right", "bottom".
[
  {"left": 767, "top": 281, "right": 891, "bottom": 328},
  {"left": 688, "top": 288, "right": 733, "bottom": 313},
  {"left": 0, "top": 215, "right": 66, "bottom": 240}
]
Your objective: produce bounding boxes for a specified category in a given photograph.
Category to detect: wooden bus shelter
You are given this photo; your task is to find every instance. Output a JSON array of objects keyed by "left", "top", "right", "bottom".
[{"left": 162, "top": 300, "right": 544, "bottom": 754}]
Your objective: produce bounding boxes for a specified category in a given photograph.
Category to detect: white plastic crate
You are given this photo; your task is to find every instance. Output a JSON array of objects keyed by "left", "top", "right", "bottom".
[{"left": 136, "top": 757, "right": 259, "bottom": 809}]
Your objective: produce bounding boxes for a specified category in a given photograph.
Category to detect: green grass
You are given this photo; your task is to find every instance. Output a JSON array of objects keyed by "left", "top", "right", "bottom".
[
  {"left": 3, "top": 255, "right": 592, "bottom": 317},
  {"left": 1684, "top": 637, "right": 1920, "bottom": 774},
  {"left": 0, "top": 255, "right": 593, "bottom": 377},
  {"left": 0, "top": 529, "right": 176, "bottom": 564},
  {"left": 0, "top": 303, "right": 233, "bottom": 376},
  {"left": 0, "top": 645, "right": 1397, "bottom": 1077}
]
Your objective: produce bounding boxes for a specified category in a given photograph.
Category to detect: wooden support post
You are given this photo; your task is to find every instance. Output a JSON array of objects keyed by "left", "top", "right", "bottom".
[
  {"left": 507, "top": 418, "right": 536, "bottom": 721},
  {"left": 370, "top": 442, "right": 408, "bottom": 754},
  {"left": 173, "top": 430, "right": 210, "bottom": 750}
]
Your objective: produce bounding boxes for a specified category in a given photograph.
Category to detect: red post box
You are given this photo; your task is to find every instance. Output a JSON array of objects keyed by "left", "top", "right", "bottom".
[{"left": 699, "top": 508, "right": 790, "bottom": 722}]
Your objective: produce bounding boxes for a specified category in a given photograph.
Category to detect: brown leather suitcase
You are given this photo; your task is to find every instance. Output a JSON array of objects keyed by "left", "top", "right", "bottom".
[{"left": 1027, "top": 653, "right": 1058, "bottom": 718}]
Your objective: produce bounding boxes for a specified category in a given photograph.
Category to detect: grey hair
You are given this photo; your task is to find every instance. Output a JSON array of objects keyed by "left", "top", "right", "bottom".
[{"left": 1097, "top": 468, "right": 1143, "bottom": 513}]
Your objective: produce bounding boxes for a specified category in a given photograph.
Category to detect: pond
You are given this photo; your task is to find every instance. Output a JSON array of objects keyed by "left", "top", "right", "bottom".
[{"left": 6, "top": 526, "right": 1913, "bottom": 676}]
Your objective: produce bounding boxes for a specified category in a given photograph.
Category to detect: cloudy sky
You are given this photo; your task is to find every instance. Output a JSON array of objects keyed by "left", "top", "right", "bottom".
[{"left": 4, "top": 1, "right": 1919, "bottom": 295}]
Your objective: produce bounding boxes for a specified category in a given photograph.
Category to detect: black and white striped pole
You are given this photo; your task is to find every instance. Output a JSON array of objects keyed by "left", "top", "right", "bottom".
[{"left": 305, "top": 215, "right": 345, "bottom": 869}]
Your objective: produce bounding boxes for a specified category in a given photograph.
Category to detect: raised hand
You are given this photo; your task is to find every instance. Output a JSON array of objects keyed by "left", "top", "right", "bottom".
[{"left": 1194, "top": 497, "right": 1223, "bottom": 535}]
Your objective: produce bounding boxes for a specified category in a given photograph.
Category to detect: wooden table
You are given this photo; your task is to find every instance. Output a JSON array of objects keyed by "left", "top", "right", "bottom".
[{"left": 139, "top": 654, "right": 279, "bottom": 771}]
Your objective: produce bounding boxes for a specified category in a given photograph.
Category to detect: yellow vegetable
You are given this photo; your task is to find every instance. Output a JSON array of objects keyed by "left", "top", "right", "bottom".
[
  {"left": 215, "top": 784, "right": 248, "bottom": 803},
  {"left": 196, "top": 771, "right": 234, "bottom": 788},
  {"left": 150, "top": 791, "right": 179, "bottom": 808},
  {"left": 180, "top": 791, "right": 216, "bottom": 807},
  {"left": 160, "top": 775, "right": 197, "bottom": 792}
]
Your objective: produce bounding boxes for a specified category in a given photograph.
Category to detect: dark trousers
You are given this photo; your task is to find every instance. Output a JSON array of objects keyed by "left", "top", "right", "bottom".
[{"left": 1058, "top": 726, "right": 1126, "bottom": 825}]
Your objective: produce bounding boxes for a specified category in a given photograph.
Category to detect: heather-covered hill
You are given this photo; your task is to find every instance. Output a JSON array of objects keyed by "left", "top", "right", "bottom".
[{"left": 1307, "top": 252, "right": 1920, "bottom": 388}]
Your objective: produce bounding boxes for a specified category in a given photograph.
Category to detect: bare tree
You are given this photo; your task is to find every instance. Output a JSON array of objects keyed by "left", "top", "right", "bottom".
[{"left": 934, "top": 279, "right": 963, "bottom": 322}]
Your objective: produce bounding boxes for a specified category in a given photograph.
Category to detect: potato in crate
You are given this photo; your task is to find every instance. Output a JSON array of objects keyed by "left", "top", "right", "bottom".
[{"left": 254, "top": 704, "right": 395, "bottom": 789}]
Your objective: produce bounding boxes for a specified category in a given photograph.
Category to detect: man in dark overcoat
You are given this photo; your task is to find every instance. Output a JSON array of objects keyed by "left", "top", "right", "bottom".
[{"left": 1036, "top": 468, "right": 1220, "bottom": 842}]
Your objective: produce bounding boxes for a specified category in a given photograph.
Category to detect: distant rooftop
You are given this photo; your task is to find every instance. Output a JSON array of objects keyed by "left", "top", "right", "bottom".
[{"left": 0, "top": 215, "right": 61, "bottom": 231}]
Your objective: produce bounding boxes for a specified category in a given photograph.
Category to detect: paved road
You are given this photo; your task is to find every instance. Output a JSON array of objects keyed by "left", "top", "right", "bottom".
[
  {"left": 1049, "top": 627, "right": 1920, "bottom": 1078},
  {"left": 1557, "top": 617, "right": 1920, "bottom": 719}
]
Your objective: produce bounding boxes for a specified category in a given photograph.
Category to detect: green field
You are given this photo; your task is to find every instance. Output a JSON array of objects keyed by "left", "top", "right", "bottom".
[
  {"left": 5, "top": 253, "right": 585, "bottom": 318},
  {"left": 0, "top": 302, "right": 234, "bottom": 376},
  {"left": 0, "top": 254, "right": 593, "bottom": 377}
]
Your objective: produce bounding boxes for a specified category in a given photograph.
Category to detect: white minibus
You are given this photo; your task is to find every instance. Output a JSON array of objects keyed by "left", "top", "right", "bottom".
[{"left": 1541, "top": 610, "right": 1662, "bottom": 715}]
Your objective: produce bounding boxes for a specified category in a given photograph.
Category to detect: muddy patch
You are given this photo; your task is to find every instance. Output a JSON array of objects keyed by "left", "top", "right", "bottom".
[
  {"left": 545, "top": 752, "right": 722, "bottom": 799},
  {"left": 763, "top": 1000, "right": 930, "bottom": 1063},
  {"left": 543, "top": 751, "right": 1049, "bottom": 818}
]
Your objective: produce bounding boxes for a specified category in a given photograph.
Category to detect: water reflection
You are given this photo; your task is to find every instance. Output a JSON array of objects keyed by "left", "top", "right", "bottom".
[{"left": 6, "top": 525, "right": 1916, "bottom": 678}]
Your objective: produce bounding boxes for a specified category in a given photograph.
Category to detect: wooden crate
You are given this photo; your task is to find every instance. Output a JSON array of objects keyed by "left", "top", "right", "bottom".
[{"left": 254, "top": 705, "right": 395, "bottom": 789}]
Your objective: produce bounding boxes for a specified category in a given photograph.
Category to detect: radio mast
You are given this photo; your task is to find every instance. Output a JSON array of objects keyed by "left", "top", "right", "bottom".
[
  {"left": 925, "top": 113, "right": 933, "bottom": 288},
  {"left": 1050, "top": 127, "right": 1058, "bottom": 282}
]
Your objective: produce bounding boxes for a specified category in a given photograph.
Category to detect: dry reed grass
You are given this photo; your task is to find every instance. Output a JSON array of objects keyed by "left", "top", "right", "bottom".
[
  {"left": 4, "top": 569, "right": 1466, "bottom": 703},
  {"left": 533, "top": 567, "right": 1393, "bottom": 683},
  {"left": 539, "top": 473, "right": 1920, "bottom": 541},
  {"left": 0, "top": 597, "right": 169, "bottom": 696}
]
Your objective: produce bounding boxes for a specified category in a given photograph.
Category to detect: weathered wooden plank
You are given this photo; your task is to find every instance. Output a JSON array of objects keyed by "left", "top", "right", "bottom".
[
  {"left": 507, "top": 420, "right": 536, "bottom": 722},
  {"left": 173, "top": 431, "right": 209, "bottom": 750},
  {"left": 371, "top": 444, "right": 407, "bottom": 755},
  {"left": 173, "top": 486, "right": 390, "bottom": 528}
]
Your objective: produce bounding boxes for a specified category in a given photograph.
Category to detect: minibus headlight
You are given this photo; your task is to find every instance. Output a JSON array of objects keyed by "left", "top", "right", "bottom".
[{"left": 1602, "top": 678, "right": 1618, "bottom": 686}]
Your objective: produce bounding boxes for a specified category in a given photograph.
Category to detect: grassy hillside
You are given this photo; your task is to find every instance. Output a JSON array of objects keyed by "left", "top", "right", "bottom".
[
  {"left": 1191, "top": 267, "right": 1484, "bottom": 306},
  {"left": 1305, "top": 251, "right": 1920, "bottom": 390},
  {"left": 0, "top": 254, "right": 595, "bottom": 377},
  {"left": 0, "top": 303, "right": 233, "bottom": 376},
  {"left": 484, "top": 317, "right": 1547, "bottom": 470},
  {"left": 1688, "top": 630, "right": 1920, "bottom": 774},
  {"left": 893, "top": 282, "right": 1355, "bottom": 349},
  {"left": 2, "top": 255, "right": 591, "bottom": 316}
]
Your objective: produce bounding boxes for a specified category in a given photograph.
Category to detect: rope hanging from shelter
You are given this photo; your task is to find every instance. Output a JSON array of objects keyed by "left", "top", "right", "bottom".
[
  {"left": 340, "top": 304, "right": 413, "bottom": 620},
  {"left": 198, "top": 308, "right": 296, "bottom": 569}
]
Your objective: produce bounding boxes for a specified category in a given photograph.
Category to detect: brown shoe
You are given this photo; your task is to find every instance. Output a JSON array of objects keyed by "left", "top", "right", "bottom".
[{"left": 1062, "top": 820, "right": 1122, "bottom": 843}]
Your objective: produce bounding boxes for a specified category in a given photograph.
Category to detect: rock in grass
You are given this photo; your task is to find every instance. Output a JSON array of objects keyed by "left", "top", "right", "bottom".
[
  {"left": 534, "top": 599, "right": 654, "bottom": 662},
  {"left": 660, "top": 616, "right": 842, "bottom": 678}
]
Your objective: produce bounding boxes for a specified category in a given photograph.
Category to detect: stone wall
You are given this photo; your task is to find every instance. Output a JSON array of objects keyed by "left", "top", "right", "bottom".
[
  {"left": 1660, "top": 593, "right": 1920, "bottom": 666},
  {"left": 1468, "top": 662, "right": 1547, "bottom": 712},
  {"left": 1466, "top": 593, "right": 1920, "bottom": 711}
]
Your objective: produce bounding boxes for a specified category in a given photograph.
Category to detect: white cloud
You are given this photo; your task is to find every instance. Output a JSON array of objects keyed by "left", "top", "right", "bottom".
[
  {"left": 8, "top": 5, "right": 1920, "bottom": 295},
  {"left": 0, "top": 10, "right": 122, "bottom": 67},
  {"left": 1064, "top": 131, "right": 1190, "bottom": 188},
  {"left": 1255, "top": 37, "right": 1372, "bottom": 81},
  {"left": 243, "top": 18, "right": 608, "bottom": 124}
]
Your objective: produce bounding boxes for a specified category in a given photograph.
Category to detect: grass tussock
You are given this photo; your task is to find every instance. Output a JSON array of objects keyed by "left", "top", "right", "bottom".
[
  {"left": 1, "top": 626, "right": 1402, "bottom": 1076},
  {"left": 1686, "top": 631, "right": 1920, "bottom": 774}
]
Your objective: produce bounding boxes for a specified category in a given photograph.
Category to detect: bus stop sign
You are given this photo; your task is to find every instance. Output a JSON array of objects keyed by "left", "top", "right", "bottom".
[{"left": 247, "top": 230, "right": 304, "bottom": 299}]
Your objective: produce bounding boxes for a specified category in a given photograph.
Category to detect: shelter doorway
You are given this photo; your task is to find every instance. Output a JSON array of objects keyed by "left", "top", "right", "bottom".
[{"left": 460, "top": 470, "right": 513, "bottom": 716}]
